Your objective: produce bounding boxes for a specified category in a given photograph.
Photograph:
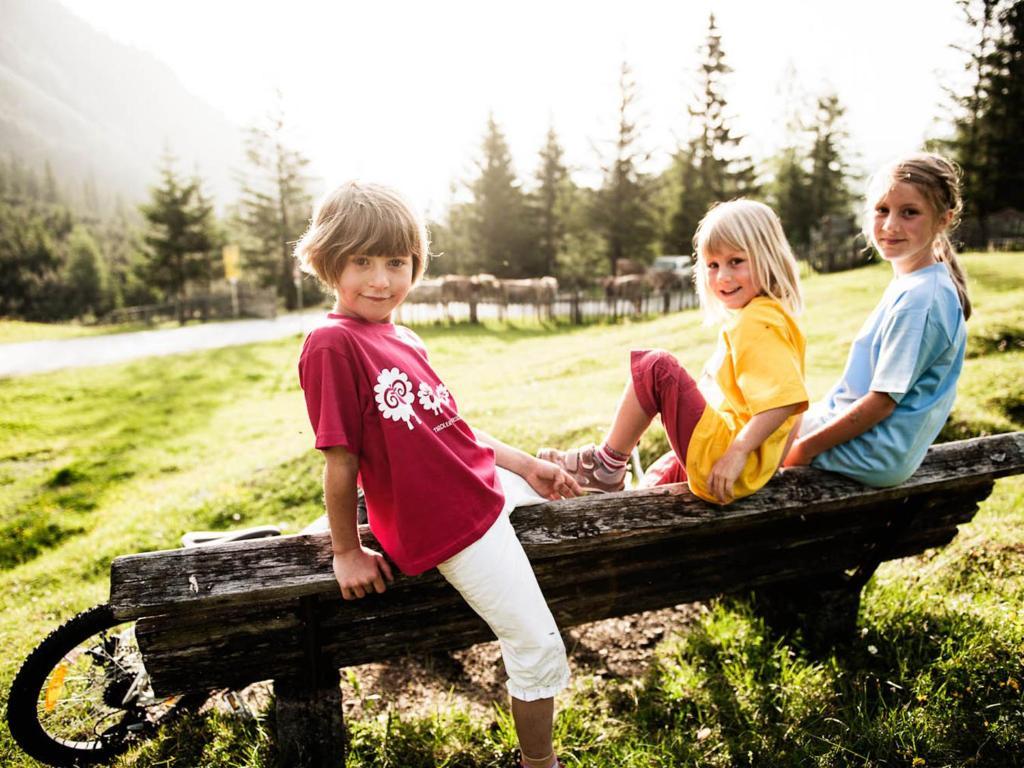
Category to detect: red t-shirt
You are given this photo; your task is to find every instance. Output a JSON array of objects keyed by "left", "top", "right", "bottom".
[{"left": 298, "top": 314, "right": 504, "bottom": 575}]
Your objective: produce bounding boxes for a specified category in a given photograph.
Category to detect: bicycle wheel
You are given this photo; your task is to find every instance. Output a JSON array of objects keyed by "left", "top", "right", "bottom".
[{"left": 7, "top": 604, "right": 206, "bottom": 767}]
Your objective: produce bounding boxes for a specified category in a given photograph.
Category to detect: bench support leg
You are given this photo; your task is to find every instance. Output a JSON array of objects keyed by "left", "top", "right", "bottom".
[
  {"left": 274, "top": 671, "right": 345, "bottom": 768},
  {"left": 273, "top": 595, "right": 346, "bottom": 767},
  {"left": 751, "top": 568, "right": 876, "bottom": 655}
]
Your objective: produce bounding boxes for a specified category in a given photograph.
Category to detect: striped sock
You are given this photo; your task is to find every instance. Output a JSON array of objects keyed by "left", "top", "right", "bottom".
[{"left": 597, "top": 443, "right": 629, "bottom": 470}]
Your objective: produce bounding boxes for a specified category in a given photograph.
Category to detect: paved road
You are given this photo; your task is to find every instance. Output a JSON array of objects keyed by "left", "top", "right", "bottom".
[{"left": 0, "top": 312, "right": 328, "bottom": 378}]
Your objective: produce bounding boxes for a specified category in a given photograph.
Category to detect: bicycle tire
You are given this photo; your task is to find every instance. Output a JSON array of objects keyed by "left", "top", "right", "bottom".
[{"left": 7, "top": 603, "right": 206, "bottom": 767}]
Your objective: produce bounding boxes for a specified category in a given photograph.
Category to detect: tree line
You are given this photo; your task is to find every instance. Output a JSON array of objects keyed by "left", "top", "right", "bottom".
[
  {"left": 432, "top": 14, "right": 859, "bottom": 285},
  {"left": 2, "top": 4, "right": 1020, "bottom": 323},
  {"left": 0, "top": 98, "right": 319, "bottom": 322},
  {"left": 420, "top": 4, "right": 1023, "bottom": 283}
]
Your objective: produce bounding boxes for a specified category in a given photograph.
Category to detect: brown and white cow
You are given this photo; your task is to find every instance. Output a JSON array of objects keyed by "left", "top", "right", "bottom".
[{"left": 603, "top": 274, "right": 650, "bottom": 315}]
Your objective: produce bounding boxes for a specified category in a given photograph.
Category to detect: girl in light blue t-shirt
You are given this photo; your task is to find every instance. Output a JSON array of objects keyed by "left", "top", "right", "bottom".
[{"left": 784, "top": 152, "right": 969, "bottom": 487}]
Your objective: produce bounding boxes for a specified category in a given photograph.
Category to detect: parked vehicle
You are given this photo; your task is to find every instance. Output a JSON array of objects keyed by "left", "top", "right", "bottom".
[
  {"left": 647, "top": 255, "right": 694, "bottom": 293},
  {"left": 650, "top": 254, "right": 693, "bottom": 280}
]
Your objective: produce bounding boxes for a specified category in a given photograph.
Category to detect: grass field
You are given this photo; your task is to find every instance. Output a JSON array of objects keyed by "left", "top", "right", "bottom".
[{"left": 1, "top": 253, "right": 1022, "bottom": 767}]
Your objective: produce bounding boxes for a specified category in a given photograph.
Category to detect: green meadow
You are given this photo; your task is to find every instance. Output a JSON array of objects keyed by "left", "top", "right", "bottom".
[{"left": 1, "top": 253, "right": 1022, "bottom": 767}]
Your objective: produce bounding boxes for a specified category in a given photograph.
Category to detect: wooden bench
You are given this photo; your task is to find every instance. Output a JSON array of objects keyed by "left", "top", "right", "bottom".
[{"left": 109, "top": 433, "right": 1024, "bottom": 767}]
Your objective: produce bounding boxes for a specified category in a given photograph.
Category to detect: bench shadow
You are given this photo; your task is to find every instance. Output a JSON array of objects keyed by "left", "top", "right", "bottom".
[{"left": 628, "top": 598, "right": 1023, "bottom": 766}]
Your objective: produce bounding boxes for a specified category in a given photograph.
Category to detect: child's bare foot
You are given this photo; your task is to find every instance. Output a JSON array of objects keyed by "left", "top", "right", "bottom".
[{"left": 535, "top": 445, "right": 626, "bottom": 493}]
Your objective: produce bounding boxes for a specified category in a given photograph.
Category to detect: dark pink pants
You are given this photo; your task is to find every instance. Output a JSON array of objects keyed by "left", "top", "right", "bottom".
[{"left": 630, "top": 349, "right": 707, "bottom": 487}]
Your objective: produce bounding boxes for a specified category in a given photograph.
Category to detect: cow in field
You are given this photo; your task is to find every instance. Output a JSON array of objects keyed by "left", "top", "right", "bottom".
[
  {"left": 603, "top": 274, "right": 650, "bottom": 315},
  {"left": 500, "top": 276, "right": 558, "bottom": 319},
  {"left": 647, "top": 269, "right": 686, "bottom": 293},
  {"left": 614, "top": 257, "right": 646, "bottom": 276},
  {"left": 472, "top": 273, "right": 505, "bottom": 302},
  {"left": 405, "top": 277, "right": 444, "bottom": 304},
  {"left": 439, "top": 275, "right": 475, "bottom": 305}
]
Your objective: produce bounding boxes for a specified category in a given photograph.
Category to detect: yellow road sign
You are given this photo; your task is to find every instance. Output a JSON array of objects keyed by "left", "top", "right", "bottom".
[{"left": 223, "top": 244, "right": 241, "bottom": 282}]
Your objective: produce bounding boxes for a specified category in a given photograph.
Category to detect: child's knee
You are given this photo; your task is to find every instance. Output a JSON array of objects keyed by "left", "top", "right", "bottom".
[
  {"left": 503, "top": 630, "right": 570, "bottom": 701},
  {"left": 631, "top": 349, "right": 686, "bottom": 414},
  {"left": 630, "top": 348, "right": 675, "bottom": 379}
]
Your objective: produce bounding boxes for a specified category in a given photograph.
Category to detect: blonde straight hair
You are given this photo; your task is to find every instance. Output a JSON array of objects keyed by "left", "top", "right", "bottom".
[
  {"left": 865, "top": 152, "right": 972, "bottom": 320},
  {"left": 693, "top": 199, "right": 804, "bottom": 324},
  {"left": 294, "top": 181, "right": 430, "bottom": 290}
]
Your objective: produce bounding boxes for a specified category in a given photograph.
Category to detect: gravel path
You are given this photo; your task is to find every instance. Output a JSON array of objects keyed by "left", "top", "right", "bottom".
[{"left": 0, "top": 312, "right": 328, "bottom": 378}]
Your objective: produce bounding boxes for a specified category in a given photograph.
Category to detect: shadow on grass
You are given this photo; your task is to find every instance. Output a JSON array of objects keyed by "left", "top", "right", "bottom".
[
  {"left": 625, "top": 598, "right": 1024, "bottom": 768},
  {"left": 128, "top": 710, "right": 273, "bottom": 768},
  {"left": 967, "top": 324, "right": 1024, "bottom": 358},
  {"left": 936, "top": 412, "right": 1016, "bottom": 443}
]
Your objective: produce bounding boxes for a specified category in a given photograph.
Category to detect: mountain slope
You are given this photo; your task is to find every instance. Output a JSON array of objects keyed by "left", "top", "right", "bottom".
[{"left": 0, "top": 0, "right": 241, "bottom": 206}]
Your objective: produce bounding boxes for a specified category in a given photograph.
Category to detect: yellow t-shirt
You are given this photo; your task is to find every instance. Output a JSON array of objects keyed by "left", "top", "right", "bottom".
[{"left": 685, "top": 297, "right": 808, "bottom": 503}]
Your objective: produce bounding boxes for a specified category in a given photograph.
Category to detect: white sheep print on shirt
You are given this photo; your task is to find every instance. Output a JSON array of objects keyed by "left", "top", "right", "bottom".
[
  {"left": 417, "top": 382, "right": 451, "bottom": 415},
  {"left": 374, "top": 367, "right": 454, "bottom": 429},
  {"left": 374, "top": 367, "right": 423, "bottom": 430}
]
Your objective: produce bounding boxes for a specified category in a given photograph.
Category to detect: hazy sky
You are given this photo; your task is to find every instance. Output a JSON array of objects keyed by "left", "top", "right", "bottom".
[{"left": 59, "top": 0, "right": 970, "bottom": 216}]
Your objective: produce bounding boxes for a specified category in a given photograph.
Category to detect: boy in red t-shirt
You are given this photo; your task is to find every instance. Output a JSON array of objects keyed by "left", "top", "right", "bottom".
[{"left": 295, "top": 181, "right": 579, "bottom": 768}]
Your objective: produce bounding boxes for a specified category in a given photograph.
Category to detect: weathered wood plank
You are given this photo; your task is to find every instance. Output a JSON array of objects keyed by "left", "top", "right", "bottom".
[
  {"left": 136, "top": 486, "right": 988, "bottom": 694},
  {"left": 110, "top": 434, "right": 1024, "bottom": 620}
]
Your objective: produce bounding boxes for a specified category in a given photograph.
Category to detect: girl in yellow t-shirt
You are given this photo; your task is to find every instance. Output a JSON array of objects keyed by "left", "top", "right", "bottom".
[{"left": 540, "top": 199, "right": 808, "bottom": 504}]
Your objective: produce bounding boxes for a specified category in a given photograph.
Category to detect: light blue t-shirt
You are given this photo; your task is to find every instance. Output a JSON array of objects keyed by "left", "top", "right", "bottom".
[{"left": 802, "top": 262, "right": 966, "bottom": 487}]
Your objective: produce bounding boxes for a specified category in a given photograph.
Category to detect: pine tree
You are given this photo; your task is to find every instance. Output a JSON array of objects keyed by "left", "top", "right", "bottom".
[
  {"left": 63, "top": 225, "right": 109, "bottom": 318},
  {"left": 237, "top": 98, "right": 313, "bottom": 308},
  {"left": 531, "top": 123, "right": 571, "bottom": 277},
  {"left": 467, "top": 113, "right": 533, "bottom": 276},
  {"left": 427, "top": 181, "right": 475, "bottom": 274},
  {"left": 768, "top": 145, "right": 813, "bottom": 252},
  {"left": 807, "top": 93, "right": 855, "bottom": 227},
  {"left": 592, "top": 61, "right": 658, "bottom": 275},
  {"left": 984, "top": 2, "right": 1024, "bottom": 214},
  {"left": 0, "top": 203, "right": 58, "bottom": 318},
  {"left": 103, "top": 199, "right": 155, "bottom": 308},
  {"left": 188, "top": 174, "right": 222, "bottom": 291},
  {"left": 668, "top": 13, "right": 757, "bottom": 253},
  {"left": 765, "top": 73, "right": 814, "bottom": 252},
  {"left": 139, "top": 152, "right": 218, "bottom": 323},
  {"left": 43, "top": 160, "right": 60, "bottom": 204},
  {"left": 944, "top": 0, "right": 1024, "bottom": 243},
  {"left": 666, "top": 146, "right": 706, "bottom": 255}
]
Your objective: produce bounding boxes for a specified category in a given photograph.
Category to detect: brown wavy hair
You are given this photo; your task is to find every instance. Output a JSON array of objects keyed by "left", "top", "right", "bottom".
[{"left": 294, "top": 181, "right": 430, "bottom": 290}]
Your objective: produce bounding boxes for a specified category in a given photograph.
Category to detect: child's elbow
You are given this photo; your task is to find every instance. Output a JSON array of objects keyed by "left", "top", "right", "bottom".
[{"left": 869, "top": 391, "right": 898, "bottom": 419}]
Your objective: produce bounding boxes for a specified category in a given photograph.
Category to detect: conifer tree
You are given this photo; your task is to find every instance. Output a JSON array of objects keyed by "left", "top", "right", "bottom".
[
  {"left": 467, "top": 113, "right": 533, "bottom": 276},
  {"left": 592, "top": 61, "right": 658, "bottom": 275},
  {"left": 668, "top": 13, "right": 756, "bottom": 252},
  {"left": 944, "top": 0, "right": 1024, "bottom": 243},
  {"left": 531, "top": 123, "right": 571, "bottom": 277},
  {"left": 765, "top": 73, "right": 814, "bottom": 252},
  {"left": 237, "top": 98, "right": 313, "bottom": 308},
  {"left": 0, "top": 202, "right": 59, "bottom": 318},
  {"left": 139, "top": 152, "right": 217, "bottom": 323},
  {"left": 768, "top": 145, "right": 813, "bottom": 252},
  {"left": 63, "top": 225, "right": 109, "bottom": 317},
  {"left": 807, "top": 93, "right": 855, "bottom": 227},
  {"left": 43, "top": 160, "right": 60, "bottom": 205},
  {"left": 986, "top": 1, "right": 1024, "bottom": 209}
]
